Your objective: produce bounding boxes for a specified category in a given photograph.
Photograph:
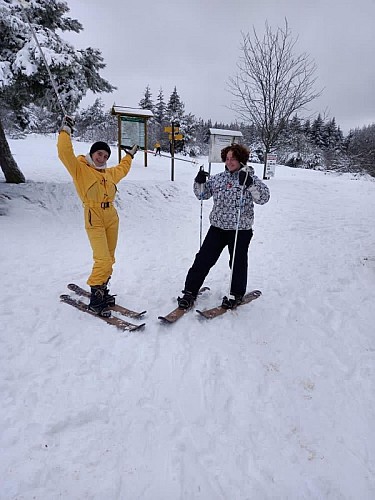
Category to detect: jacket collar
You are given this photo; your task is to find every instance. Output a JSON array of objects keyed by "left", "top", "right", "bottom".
[{"left": 85, "top": 153, "right": 107, "bottom": 170}]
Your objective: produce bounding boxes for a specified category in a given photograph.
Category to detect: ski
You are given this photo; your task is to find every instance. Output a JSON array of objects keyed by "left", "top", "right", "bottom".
[
  {"left": 158, "top": 287, "right": 210, "bottom": 324},
  {"left": 196, "top": 289, "right": 262, "bottom": 320},
  {"left": 60, "top": 294, "right": 145, "bottom": 332},
  {"left": 67, "top": 283, "right": 146, "bottom": 319}
]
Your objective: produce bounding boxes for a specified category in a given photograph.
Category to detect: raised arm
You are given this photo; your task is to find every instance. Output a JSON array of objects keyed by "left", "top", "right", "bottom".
[{"left": 57, "top": 127, "right": 80, "bottom": 178}]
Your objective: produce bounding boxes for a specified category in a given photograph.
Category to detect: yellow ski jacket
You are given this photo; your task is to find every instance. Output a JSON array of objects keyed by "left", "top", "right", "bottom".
[{"left": 57, "top": 131, "right": 133, "bottom": 206}]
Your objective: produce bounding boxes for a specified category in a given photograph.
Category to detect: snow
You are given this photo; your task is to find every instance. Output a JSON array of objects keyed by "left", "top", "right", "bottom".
[
  {"left": 0, "top": 61, "right": 12, "bottom": 87},
  {"left": 112, "top": 106, "right": 154, "bottom": 118},
  {"left": 209, "top": 128, "right": 243, "bottom": 137},
  {"left": 1, "top": 134, "right": 375, "bottom": 499}
]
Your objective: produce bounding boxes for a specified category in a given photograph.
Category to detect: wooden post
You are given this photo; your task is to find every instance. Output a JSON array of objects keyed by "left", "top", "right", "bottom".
[
  {"left": 118, "top": 115, "right": 122, "bottom": 163},
  {"left": 144, "top": 120, "right": 148, "bottom": 167},
  {"left": 171, "top": 121, "right": 175, "bottom": 181}
]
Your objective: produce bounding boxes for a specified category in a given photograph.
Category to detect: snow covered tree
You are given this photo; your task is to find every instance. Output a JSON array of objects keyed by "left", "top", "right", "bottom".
[
  {"left": 239, "top": 122, "right": 259, "bottom": 148},
  {"left": 138, "top": 85, "right": 154, "bottom": 113},
  {"left": 165, "top": 87, "right": 188, "bottom": 153},
  {"left": 154, "top": 88, "right": 166, "bottom": 126},
  {"left": 166, "top": 87, "right": 185, "bottom": 123},
  {"left": 22, "top": 103, "right": 56, "bottom": 134},
  {"left": 303, "top": 119, "right": 311, "bottom": 139},
  {"left": 150, "top": 88, "right": 168, "bottom": 150},
  {"left": 0, "top": 0, "right": 115, "bottom": 183},
  {"left": 346, "top": 124, "right": 375, "bottom": 176},
  {"left": 75, "top": 98, "right": 107, "bottom": 134},
  {"left": 178, "top": 112, "right": 196, "bottom": 154},
  {"left": 74, "top": 98, "right": 116, "bottom": 143},
  {"left": 310, "top": 114, "right": 325, "bottom": 148},
  {"left": 322, "top": 118, "right": 344, "bottom": 151},
  {"left": 228, "top": 19, "right": 322, "bottom": 178},
  {"left": 289, "top": 115, "right": 302, "bottom": 134},
  {"left": 192, "top": 118, "right": 211, "bottom": 156}
]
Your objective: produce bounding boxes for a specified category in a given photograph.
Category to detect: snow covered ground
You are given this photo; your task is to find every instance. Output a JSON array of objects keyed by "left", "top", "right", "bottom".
[{"left": 1, "top": 134, "right": 375, "bottom": 499}]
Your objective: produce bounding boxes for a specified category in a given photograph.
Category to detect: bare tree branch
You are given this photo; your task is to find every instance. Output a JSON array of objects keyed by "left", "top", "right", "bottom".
[{"left": 228, "top": 19, "right": 323, "bottom": 178}]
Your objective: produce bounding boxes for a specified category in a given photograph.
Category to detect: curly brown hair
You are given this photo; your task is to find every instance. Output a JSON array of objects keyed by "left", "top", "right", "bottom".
[{"left": 221, "top": 143, "right": 250, "bottom": 164}]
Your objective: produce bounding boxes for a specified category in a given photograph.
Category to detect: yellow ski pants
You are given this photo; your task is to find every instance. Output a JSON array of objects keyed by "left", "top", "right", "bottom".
[{"left": 84, "top": 205, "right": 119, "bottom": 286}]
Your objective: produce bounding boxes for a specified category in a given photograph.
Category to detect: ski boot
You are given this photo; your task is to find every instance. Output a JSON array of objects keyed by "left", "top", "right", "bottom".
[
  {"left": 103, "top": 280, "right": 116, "bottom": 307},
  {"left": 89, "top": 285, "right": 111, "bottom": 317},
  {"left": 221, "top": 294, "right": 243, "bottom": 310},
  {"left": 177, "top": 290, "right": 196, "bottom": 310}
]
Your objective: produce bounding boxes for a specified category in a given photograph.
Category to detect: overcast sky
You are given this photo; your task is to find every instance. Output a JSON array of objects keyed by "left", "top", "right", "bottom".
[{"left": 65, "top": 0, "right": 375, "bottom": 133}]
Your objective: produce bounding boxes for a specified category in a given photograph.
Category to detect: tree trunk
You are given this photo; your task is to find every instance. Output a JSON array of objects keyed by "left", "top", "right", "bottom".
[
  {"left": 0, "top": 118, "right": 26, "bottom": 183},
  {"left": 262, "top": 145, "right": 270, "bottom": 180}
]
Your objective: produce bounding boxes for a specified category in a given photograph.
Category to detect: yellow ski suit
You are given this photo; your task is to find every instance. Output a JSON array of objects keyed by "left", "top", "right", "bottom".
[{"left": 57, "top": 131, "right": 133, "bottom": 286}]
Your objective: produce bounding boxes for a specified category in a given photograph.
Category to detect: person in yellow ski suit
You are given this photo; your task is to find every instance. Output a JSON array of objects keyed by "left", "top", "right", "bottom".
[
  {"left": 154, "top": 141, "right": 161, "bottom": 156},
  {"left": 57, "top": 116, "right": 138, "bottom": 316}
]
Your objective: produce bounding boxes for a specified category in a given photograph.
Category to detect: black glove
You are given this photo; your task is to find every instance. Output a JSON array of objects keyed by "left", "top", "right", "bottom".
[
  {"left": 238, "top": 167, "right": 254, "bottom": 188},
  {"left": 60, "top": 115, "right": 74, "bottom": 135},
  {"left": 195, "top": 169, "right": 209, "bottom": 184},
  {"left": 122, "top": 144, "right": 139, "bottom": 158}
]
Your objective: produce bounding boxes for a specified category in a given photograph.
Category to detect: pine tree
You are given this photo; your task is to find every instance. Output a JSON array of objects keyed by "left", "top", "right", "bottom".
[
  {"left": 303, "top": 119, "right": 311, "bottom": 138},
  {"left": 146, "top": 87, "right": 166, "bottom": 150},
  {"left": 179, "top": 112, "right": 196, "bottom": 154},
  {"left": 166, "top": 87, "right": 189, "bottom": 153},
  {"left": 323, "top": 118, "right": 343, "bottom": 151},
  {"left": 154, "top": 88, "right": 166, "bottom": 125},
  {"left": 75, "top": 99, "right": 106, "bottom": 133},
  {"left": 191, "top": 118, "right": 210, "bottom": 156},
  {"left": 166, "top": 87, "right": 185, "bottom": 123},
  {"left": 139, "top": 85, "right": 154, "bottom": 112},
  {"left": 310, "top": 114, "right": 325, "bottom": 148},
  {"left": 23, "top": 103, "right": 56, "bottom": 134},
  {"left": 74, "top": 98, "right": 117, "bottom": 142},
  {"left": 335, "top": 126, "right": 344, "bottom": 150},
  {"left": 289, "top": 115, "right": 302, "bottom": 134},
  {"left": 0, "top": 0, "right": 115, "bottom": 183}
]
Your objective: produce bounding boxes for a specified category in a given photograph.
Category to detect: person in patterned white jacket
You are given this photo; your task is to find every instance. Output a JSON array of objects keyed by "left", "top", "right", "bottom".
[{"left": 177, "top": 143, "right": 270, "bottom": 310}]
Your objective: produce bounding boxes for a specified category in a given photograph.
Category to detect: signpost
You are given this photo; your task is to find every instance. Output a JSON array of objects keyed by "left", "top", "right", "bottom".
[
  {"left": 265, "top": 153, "right": 277, "bottom": 179},
  {"left": 120, "top": 116, "right": 145, "bottom": 149},
  {"left": 111, "top": 106, "right": 154, "bottom": 166},
  {"left": 164, "top": 121, "right": 184, "bottom": 181}
]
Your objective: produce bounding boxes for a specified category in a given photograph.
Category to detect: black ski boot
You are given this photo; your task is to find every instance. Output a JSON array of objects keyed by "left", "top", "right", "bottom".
[
  {"left": 89, "top": 285, "right": 111, "bottom": 317},
  {"left": 103, "top": 280, "right": 116, "bottom": 307},
  {"left": 221, "top": 294, "right": 243, "bottom": 309},
  {"left": 177, "top": 290, "right": 196, "bottom": 310}
]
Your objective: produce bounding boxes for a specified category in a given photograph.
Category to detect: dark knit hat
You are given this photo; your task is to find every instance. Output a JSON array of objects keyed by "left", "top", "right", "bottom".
[{"left": 89, "top": 141, "right": 111, "bottom": 158}]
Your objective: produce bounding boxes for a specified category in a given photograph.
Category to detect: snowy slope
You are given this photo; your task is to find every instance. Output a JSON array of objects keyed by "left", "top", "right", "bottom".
[{"left": 1, "top": 134, "right": 375, "bottom": 499}]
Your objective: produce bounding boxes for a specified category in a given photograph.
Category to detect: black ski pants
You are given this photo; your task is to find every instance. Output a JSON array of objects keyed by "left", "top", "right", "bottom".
[{"left": 183, "top": 225, "right": 253, "bottom": 298}]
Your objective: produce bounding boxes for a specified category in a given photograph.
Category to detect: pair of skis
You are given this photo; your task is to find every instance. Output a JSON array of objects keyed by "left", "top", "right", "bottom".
[
  {"left": 158, "top": 289, "right": 262, "bottom": 324},
  {"left": 60, "top": 284, "right": 262, "bottom": 331},
  {"left": 60, "top": 284, "right": 146, "bottom": 332}
]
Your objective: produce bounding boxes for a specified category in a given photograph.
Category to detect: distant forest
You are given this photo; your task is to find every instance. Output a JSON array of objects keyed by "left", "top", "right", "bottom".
[
  {"left": 1, "top": 0, "right": 373, "bottom": 183},
  {"left": 2, "top": 85, "right": 374, "bottom": 177}
]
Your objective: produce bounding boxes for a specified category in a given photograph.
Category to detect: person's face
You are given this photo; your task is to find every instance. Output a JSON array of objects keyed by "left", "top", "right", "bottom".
[
  {"left": 92, "top": 150, "right": 109, "bottom": 168},
  {"left": 225, "top": 150, "right": 241, "bottom": 172}
]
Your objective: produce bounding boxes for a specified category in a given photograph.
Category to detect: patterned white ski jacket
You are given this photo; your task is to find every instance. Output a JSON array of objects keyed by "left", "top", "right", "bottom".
[{"left": 193, "top": 167, "right": 270, "bottom": 230}]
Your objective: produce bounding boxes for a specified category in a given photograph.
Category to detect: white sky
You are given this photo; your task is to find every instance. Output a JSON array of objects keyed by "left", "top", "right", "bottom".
[{"left": 65, "top": 0, "right": 375, "bottom": 133}]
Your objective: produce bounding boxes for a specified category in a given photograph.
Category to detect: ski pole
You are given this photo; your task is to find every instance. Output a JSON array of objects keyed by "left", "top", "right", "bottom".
[
  {"left": 18, "top": 0, "right": 68, "bottom": 115},
  {"left": 199, "top": 188, "right": 204, "bottom": 248},
  {"left": 145, "top": 150, "right": 199, "bottom": 165},
  {"left": 227, "top": 169, "right": 249, "bottom": 298},
  {"left": 197, "top": 165, "right": 206, "bottom": 248}
]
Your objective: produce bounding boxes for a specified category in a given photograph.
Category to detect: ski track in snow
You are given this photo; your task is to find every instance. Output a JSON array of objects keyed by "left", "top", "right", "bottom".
[{"left": 1, "top": 135, "right": 375, "bottom": 499}]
